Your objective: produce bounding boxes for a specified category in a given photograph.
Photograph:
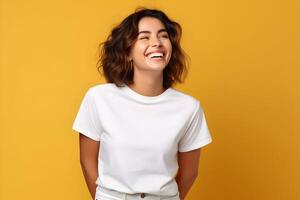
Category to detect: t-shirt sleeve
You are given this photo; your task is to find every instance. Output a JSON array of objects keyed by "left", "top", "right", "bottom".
[
  {"left": 72, "top": 88, "right": 103, "bottom": 141},
  {"left": 178, "top": 101, "right": 212, "bottom": 152}
]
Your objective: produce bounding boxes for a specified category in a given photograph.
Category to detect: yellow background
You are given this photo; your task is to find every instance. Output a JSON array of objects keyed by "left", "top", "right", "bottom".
[{"left": 1, "top": 0, "right": 299, "bottom": 200}]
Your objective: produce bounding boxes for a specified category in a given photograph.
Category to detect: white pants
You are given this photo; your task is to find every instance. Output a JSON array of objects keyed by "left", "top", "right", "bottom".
[{"left": 95, "top": 185, "right": 180, "bottom": 200}]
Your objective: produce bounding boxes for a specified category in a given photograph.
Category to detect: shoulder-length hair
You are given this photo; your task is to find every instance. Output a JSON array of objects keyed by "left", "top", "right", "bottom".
[{"left": 97, "top": 7, "right": 190, "bottom": 89}]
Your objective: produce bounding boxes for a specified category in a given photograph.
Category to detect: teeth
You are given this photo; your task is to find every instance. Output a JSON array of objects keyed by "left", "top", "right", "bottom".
[{"left": 148, "top": 52, "right": 164, "bottom": 58}]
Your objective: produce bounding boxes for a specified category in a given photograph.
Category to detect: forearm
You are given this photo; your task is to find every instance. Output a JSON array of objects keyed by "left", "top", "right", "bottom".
[
  {"left": 175, "top": 173, "right": 198, "bottom": 200},
  {"left": 80, "top": 162, "right": 98, "bottom": 199}
]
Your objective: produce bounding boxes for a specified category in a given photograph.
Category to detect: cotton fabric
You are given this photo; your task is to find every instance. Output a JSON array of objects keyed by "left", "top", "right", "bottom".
[{"left": 72, "top": 83, "right": 212, "bottom": 197}]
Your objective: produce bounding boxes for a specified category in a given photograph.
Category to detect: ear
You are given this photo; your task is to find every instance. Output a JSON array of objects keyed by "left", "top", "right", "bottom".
[{"left": 127, "top": 52, "right": 133, "bottom": 61}]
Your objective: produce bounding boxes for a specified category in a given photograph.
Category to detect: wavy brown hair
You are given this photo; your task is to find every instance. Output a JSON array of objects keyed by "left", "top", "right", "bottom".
[{"left": 97, "top": 7, "right": 190, "bottom": 89}]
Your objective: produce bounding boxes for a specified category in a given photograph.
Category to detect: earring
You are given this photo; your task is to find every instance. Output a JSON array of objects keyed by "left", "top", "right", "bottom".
[{"left": 129, "top": 60, "right": 133, "bottom": 71}]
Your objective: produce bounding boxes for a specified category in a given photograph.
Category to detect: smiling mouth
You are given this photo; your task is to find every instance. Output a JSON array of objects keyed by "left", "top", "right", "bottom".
[{"left": 146, "top": 52, "right": 165, "bottom": 60}]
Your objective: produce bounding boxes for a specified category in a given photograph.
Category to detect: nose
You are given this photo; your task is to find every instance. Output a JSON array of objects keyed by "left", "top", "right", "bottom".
[{"left": 151, "top": 36, "right": 162, "bottom": 47}]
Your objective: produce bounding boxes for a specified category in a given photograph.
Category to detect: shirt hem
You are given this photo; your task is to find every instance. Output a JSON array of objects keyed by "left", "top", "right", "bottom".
[
  {"left": 178, "top": 137, "right": 212, "bottom": 152},
  {"left": 72, "top": 126, "right": 101, "bottom": 141}
]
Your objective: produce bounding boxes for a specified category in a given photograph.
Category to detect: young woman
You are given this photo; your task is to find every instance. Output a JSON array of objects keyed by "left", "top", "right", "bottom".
[{"left": 72, "top": 7, "right": 212, "bottom": 200}]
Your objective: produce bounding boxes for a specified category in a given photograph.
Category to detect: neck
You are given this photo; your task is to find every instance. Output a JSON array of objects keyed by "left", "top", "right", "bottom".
[{"left": 128, "top": 69, "right": 165, "bottom": 97}]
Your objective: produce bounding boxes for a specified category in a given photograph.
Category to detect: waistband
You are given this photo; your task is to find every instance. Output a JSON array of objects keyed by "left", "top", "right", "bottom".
[{"left": 95, "top": 185, "right": 180, "bottom": 200}]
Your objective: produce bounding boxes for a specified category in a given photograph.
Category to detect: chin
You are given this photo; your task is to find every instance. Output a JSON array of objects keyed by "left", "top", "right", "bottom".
[{"left": 149, "top": 64, "right": 167, "bottom": 70}]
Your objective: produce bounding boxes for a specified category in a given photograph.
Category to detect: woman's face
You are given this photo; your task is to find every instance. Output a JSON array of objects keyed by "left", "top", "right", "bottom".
[{"left": 129, "top": 17, "right": 172, "bottom": 73}]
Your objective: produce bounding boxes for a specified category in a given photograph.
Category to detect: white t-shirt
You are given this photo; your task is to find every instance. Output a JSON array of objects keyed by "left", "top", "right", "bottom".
[{"left": 72, "top": 83, "right": 212, "bottom": 196}]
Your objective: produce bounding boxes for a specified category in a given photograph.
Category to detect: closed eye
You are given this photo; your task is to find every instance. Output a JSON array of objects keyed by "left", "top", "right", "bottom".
[{"left": 140, "top": 37, "right": 149, "bottom": 40}]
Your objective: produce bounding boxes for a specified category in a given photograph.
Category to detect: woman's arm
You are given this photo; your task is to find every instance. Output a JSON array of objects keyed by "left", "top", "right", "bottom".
[
  {"left": 175, "top": 149, "right": 201, "bottom": 200},
  {"left": 79, "top": 133, "right": 100, "bottom": 199}
]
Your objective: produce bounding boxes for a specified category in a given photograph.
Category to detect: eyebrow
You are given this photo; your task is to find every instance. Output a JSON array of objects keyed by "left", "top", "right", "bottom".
[{"left": 138, "top": 29, "right": 168, "bottom": 35}]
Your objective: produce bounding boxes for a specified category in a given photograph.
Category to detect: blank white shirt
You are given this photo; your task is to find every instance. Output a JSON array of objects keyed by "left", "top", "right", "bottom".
[{"left": 72, "top": 83, "right": 212, "bottom": 196}]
